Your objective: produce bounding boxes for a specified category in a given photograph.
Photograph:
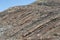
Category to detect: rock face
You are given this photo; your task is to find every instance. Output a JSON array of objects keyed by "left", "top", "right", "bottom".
[{"left": 0, "top": 0, "right": 60, "bottom": 40}]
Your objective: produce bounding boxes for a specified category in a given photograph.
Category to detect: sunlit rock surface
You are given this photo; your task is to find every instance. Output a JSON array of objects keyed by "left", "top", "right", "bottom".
[{"left": 0, "top": 0, "right": 60, "bottom": 40}]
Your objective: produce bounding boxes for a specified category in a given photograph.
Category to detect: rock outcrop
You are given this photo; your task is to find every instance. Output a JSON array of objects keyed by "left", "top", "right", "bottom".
[{"left": 0, "top": 0, "right": 60, "bottom": 40}]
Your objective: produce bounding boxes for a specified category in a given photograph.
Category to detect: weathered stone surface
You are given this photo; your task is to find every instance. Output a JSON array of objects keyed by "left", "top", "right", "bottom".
[{"left": 0, "top": 0, "right": 60, "bottom": 40}]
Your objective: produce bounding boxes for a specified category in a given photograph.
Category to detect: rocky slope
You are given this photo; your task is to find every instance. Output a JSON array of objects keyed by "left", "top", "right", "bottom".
[{"left": 0, "top": 0, "right": 60, "bottom": 40}]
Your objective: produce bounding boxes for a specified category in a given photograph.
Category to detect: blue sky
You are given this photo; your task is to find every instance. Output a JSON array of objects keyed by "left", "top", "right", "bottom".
[{"left": 0, "top": 0, "right": 36, "bottom": 12}]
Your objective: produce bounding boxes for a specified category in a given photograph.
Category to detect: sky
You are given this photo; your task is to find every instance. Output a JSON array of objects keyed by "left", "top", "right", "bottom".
[{"left": 0, "top": 0, "right": 36, "bottom": 12}]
